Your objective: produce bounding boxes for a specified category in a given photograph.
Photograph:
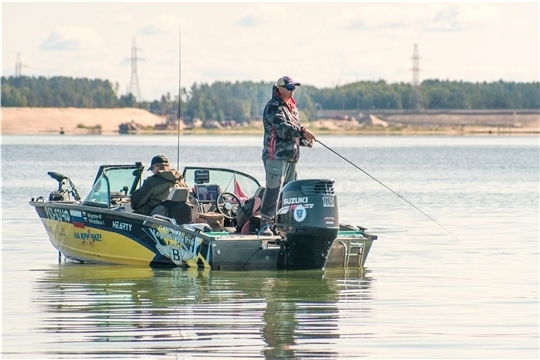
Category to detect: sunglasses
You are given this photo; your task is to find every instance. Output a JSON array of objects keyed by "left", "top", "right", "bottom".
[{"left": 280, "top": 84, "right": 296, "bottom": 91}]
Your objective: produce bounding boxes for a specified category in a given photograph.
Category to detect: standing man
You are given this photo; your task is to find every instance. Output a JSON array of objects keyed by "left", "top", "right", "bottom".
[
  {"left": 258, "top": 76, "right": 316, "bottom": 236},
  {"left": 131, "top": 154, "right": 188, "bottom": 215}
]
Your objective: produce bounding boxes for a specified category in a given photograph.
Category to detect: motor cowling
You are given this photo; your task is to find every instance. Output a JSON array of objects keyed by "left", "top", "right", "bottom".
[{"left": 274, "top": 179, "right": 339, "bottom": 240}]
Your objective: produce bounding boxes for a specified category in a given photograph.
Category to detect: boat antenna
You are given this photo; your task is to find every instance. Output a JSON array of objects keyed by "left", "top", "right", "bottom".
[
  {"left": 316, "top": 139, "right": 460, "bottom": 241},
  {"left": 176, "top": 25, "right": 181, "bottom": 171}
]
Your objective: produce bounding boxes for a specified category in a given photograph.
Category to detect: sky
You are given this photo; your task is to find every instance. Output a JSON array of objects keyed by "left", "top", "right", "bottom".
[{"left": 2, "top": 1, "right": 539, "bottom": 102}]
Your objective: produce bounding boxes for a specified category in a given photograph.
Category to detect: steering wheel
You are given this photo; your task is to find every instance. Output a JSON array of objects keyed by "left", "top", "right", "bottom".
[{"left": 216, "top": 192, "right": 241, "bottom": 220}]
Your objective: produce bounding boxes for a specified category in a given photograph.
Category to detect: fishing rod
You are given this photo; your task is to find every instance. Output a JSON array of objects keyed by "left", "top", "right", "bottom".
[
  {"left": 316, "top": 139, "right": 460, "bottom": 241},
  {"left": 176, "top": 25, "right": 182, "bottom": 171}
]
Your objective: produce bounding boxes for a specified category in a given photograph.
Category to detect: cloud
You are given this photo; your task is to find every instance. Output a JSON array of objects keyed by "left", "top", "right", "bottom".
[
  {"left": 424, "top": 3, "right": 501, "bottom": 32},
  {"left": 40, "top": 27, "right": 101, "bottom": 50},
  {"left": 341, "top": 4, "right": 418, "bottom": 30},
  {"left": 138, "top": 15, "right": 181, "bottom": 36},
  {"left": 235, "top": 4, "right": 286, "bottom": 27},
  {"left": 236, "top": 14, "right": 263, "bottom": 27},
  {"left": 341, "top": 3, "right": 500, "bottom": 32}
]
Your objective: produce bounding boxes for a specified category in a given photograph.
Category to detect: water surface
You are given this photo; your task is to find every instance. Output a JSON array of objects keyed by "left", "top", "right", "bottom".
[{"left": 2, "top": 134, "right": 538, "bottom": 358}]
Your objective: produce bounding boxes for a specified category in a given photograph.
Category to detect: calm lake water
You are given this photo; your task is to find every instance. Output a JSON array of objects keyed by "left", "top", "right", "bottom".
[{"left": 1, "top": 134, "right": 538, "bottom": 359}]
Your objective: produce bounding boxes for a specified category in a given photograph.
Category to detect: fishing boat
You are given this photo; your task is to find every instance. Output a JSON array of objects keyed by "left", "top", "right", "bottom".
[{"left": 29, "top": 162, "right": 377, "bottom": 270}]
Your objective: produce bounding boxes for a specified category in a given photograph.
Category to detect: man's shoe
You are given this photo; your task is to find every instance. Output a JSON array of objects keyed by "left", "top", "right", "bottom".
[{"left": 258, "top": 223, "right": 273, "bottom": 236}]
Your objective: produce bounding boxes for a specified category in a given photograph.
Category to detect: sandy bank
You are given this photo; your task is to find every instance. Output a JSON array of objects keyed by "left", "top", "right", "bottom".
[
  {"left": 1, "top": 107, "right": 538, "bottom": 135},
  {"left": 1, "top": 107, "right": 167, "bottom": 135}
]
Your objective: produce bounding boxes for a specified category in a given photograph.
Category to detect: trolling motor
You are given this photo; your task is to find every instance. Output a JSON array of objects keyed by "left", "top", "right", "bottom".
[{"left": 47, "top": 171, "right": 81, "bottom": 202}]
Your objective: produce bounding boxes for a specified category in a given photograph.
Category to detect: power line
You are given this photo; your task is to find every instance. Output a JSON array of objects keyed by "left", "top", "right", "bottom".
[
  {"left": 128, "top": 38, "right": 143, "bottom": 101},
  {"left": 410, "top": 43, "right": 424, "bottom": 110},
  {"left": 15, "top": 52, "right": 30, "bottom": 77}
]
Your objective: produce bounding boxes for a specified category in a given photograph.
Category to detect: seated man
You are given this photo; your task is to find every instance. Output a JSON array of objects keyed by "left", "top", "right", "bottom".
[{"left": 130, "top": 155, "right": 188, "bottom": 215}]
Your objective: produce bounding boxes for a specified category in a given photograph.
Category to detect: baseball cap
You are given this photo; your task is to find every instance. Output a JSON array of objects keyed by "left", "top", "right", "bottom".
[
  {"left": 147, "top": 154, "right": 169, "bottom": 171},
  {"left": 276, "top": 76, "right": 301, "bottom": 87}
]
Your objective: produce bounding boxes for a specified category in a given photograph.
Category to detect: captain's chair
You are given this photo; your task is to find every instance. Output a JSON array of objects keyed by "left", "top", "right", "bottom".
[
  {"left": 168, "top": 186, "right": 189, "bottom": 202},
  {"left": 151, "top": 187, "right": 194, "bottom": 224}
]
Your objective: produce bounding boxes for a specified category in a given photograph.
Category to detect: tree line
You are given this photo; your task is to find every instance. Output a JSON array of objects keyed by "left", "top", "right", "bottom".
[{"left": 2, "top": 76, "right": 538, "bottom": 123}]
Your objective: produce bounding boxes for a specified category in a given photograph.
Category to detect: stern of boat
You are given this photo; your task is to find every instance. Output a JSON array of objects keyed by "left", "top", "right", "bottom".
[{"left": 324, "top": 225, "right": 377, "bottom": 269}]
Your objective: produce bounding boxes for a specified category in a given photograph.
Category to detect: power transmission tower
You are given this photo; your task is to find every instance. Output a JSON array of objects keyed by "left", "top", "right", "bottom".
[
  {"left": 128, "top": 38, "right": 142, "bottom": 101},
  {"left": 410, "top": 44, "right": 423, "bottom": 110},
  {"left": 15, "top": 52, "right": 30, "bottom": 77}
]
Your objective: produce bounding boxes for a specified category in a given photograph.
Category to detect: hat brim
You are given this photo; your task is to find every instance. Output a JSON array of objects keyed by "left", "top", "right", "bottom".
[
  {"left": 277, "top": 82, "right": 301, "bottom": 88},
  {"left": 148, "top": 161, "right": 168, "bottom": 171}
]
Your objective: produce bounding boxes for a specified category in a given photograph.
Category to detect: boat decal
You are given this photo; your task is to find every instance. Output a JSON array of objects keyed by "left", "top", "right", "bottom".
[
  {"left": 293, "top": 205, "right": 307, "bottom": 222},
  {"left": 322, "top": 196, "right": 335, "bottom": 207},
  {"left": 143, "top": 225, "right": 209, "bottom": 267},
  {"left": 324, "top": 216, "right": 335, "bottom": 225},
  {"left": 112, "top": 221, "right": 132, "bottom": 232},
  {"left": 70, "top": 210, "right": 85, "bottom": 228},
  {"left": 74, "top": 228, "right": 102, "bottom": 246},
  {"left": 155, "top": 243, "right": 194, "bottom": 266},
  {"left": 44, "top": 206, "right": 71, "bottom": 223},
  {"left": 84, "top": 212, "right": 105, "bottom": 226},
  {"left": 277, "top": 203, "right": 313, "bottom": 215},
  {"left": 283, "top": 197, "right": 308, "bottom": 205}
]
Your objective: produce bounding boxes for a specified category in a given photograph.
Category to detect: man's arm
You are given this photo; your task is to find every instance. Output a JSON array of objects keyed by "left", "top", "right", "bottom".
[
  {"left": 130, "top": 181, "right": 154, "bottom": 210},
  {"left": 265, "top": 104, "right": 303, "bottom": 140}
]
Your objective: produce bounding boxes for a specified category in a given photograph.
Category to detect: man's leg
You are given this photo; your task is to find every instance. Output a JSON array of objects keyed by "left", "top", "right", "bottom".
[
  {"left": 258, "top": 159, "right": 290, "bottom": 235},
  {"left": 283, "top": 161, "right": 296, "bottom": 185}
]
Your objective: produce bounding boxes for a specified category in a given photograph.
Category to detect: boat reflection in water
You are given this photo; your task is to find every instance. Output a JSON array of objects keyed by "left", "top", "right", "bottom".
[{"left": 33, "top": 264, "right": 373, "bottom": 358}]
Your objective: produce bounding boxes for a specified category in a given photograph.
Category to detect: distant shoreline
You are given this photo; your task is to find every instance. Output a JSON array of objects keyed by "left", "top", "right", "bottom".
[{"left": 1, "top": 107, "right": 538, "bottom": 135}]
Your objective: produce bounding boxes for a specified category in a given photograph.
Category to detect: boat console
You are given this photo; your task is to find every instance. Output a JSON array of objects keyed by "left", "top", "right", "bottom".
[{"left": 194, "top": 184, "right": 221, "bottom": 203}]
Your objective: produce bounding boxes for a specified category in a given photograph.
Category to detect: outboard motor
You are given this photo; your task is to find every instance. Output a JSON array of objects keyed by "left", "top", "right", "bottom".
[
  {"left": 47, "top": 171, "right": 81, "bottom": 202},
  {"left": 274, "top": 179, "right": 339, "bottom": 269}
]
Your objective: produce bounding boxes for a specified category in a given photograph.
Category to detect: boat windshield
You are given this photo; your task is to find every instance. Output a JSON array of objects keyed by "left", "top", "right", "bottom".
[
  {"left": 182, "top": 167, "right": 260, "bottom": 199},
  {"left": 83, "top": 164, "right": 143, "bottom": 208}
]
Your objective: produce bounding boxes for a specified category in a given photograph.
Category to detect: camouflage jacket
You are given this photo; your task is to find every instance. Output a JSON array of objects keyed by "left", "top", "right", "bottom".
[
  {"left": 261, "top": 92, "right": 306, "bottom": 162},
  {"left": 130, "top": 169, "right": 187, "bottom": 215}
]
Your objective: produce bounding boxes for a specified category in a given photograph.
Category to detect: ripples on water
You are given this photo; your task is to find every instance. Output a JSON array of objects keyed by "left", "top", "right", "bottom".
[
  {"left": 27, "top": 265, "right": 373, "bottom": 358},
  {"left": 2, "top": 135, "right": 538, "bottom": 358}
]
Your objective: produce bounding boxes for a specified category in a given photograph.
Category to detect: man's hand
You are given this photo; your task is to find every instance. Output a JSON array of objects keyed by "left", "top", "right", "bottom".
[{"left": 303, "top": 128, "right": 316, "bottom": 142}]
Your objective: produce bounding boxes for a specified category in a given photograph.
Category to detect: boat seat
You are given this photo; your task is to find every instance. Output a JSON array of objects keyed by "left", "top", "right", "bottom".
[
  {"left": 168, "top": 187, "right": 189, "bottom": 202},
  {"left": 150, "top": 187, "right": 193, "bottom": 224},
  {"left": 187, "top": 194, "right": 201, "bottom": 225}
]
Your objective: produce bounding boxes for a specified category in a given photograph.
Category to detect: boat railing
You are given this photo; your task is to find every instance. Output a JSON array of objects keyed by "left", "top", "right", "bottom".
[{"left": 150, "top": 214, "right": 179, "bottom": 226}]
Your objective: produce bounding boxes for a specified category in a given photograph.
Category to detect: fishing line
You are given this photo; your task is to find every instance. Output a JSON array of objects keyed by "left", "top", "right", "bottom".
[
  {"left": 316, "top": 139, "right": 460, "bottom": 241},
  {"left": 176, "top": 25, "right": 182, "bottom": 171},
  {"left": 175, "top": 25, "right": 183, "bottom": 346}
]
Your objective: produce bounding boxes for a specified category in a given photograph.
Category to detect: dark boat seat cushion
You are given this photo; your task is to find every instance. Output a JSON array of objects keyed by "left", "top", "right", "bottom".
[
  {"left": 151, "top": 187, "right": 193, "bottom": 224},
  {"left": 168, "top": 187, "right": 200, "bottom": 221}
]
